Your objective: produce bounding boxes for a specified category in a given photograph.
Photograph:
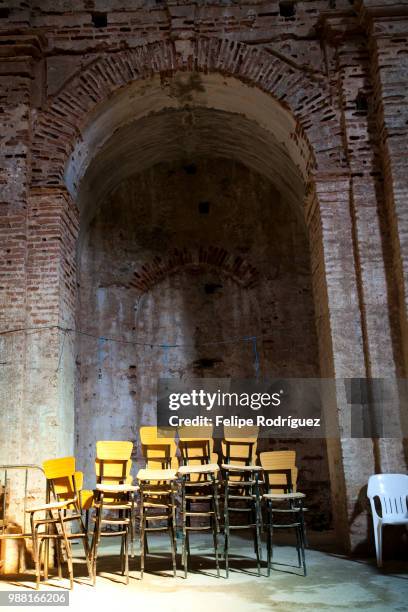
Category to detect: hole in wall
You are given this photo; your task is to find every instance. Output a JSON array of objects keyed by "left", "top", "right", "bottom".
[
  {"left": 193, "top": 358, "right": 223, "bottom": 369},
  {"left": 198, "top": 201, "right": 210, "bottom": 214},
  {"left": 355, "top": 91, "right": 368, "bottom": 112},
  {"left": 204, "top": 283, "right": 223, "bottom": 295},
  {"left": 183, "top": 163, "right": 198, "bottom": 175},
  {"left": 279, "top": 1, "right": 296, "bottom": 18},
  {"left": 91, "top": 12, "right": 107, "bottom": 28}
]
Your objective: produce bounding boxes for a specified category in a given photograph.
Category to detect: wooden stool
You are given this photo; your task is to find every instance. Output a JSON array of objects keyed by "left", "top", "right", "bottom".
[
  {"left": 91, "top": 483, "right": 137, "bottom": 584},
  {"left": 137, "top": 468, "right": 177, "bottom": 578},
  {"left": 222, "top": 464, "right": 263, "bottom": 578},
  {"left": 264, "top": 492, "right": 307, "bottom": 576},
  {"left": 178, "top": 463, "right": 220, "bottom": 578}
]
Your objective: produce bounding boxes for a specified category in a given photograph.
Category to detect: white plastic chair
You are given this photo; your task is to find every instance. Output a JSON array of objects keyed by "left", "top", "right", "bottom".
[{"left": 367, "top": 474, "right": 408, "bottom": 567}]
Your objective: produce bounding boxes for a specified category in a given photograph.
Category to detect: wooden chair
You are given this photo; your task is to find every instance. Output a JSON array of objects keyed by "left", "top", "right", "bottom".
[
  {"left": 177, "top": 426, "right": 220, "bottom": 578},
  {"left": 91, "top": 441, "right": 137, "bottom": 584},
  {"left": 138, "top": 427, "right": 177, "bottom": 578},
  {"left": 260, "top": 450, "right": 306, "bottom": 576},
  {"left": 221, "top": 427, "right": 262, "bottom": 577},
  {"left": 26, "top": 456, "right": 93, "bottom": 589}
]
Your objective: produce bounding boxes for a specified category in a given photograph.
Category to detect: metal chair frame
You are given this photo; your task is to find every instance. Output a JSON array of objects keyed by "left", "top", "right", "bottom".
[
  {"left": 91, "top": 443, "right": 135, "bottom": 585},
  {"left": 138, "top": 470, "right": 177, "bottom": 578},
  {"left": 138, "top": 428, "right": 178, "bottom": 578},
  {"left": 178, "top": 438, "right": 220, "bottom": 578},
  {"left": 260, "top": 452, "right": 307, "bottom": 577},
  {"left": 222, "top": 438, "right": 263, "bottom": 578}
]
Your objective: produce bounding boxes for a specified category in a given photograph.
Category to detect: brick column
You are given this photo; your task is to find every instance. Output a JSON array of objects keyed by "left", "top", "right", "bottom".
[
  {"left": 0, "top": 37, "right": 36, "bottom": 470},
  {"left": 22, "top": 187, "right": 78, "bottom": 465},
  {"left": 307, "top": 175, "right": 378, "bottom": 551},
  {"left": 336, "top": 26, "right": 406, "bottom": 467},
  {"left": 361, "top": 2, "right": 408, "bottom": 374}
]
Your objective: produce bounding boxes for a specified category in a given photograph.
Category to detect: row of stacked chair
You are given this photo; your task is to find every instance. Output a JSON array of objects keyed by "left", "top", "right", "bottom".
[{"left": 26, "top": 426, "right": 307, "bottom": 588}]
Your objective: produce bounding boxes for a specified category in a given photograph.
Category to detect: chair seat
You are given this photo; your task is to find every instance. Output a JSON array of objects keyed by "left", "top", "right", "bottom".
[
  {"left": 137, "top": 468, "right": 177, "bottom": 481},
  {"left": 95, "top": 483, "right": 138, "bottom": 493},
  {"left": 178, "top": 463, "right": 219, "bottom": 475},
  {"left": 380, "top": 515, "right": 408, "bottom": 525},
  {"left": 221, "top": 464, "right": 263, "bottom": 472},
  {"left": 263, "top": 492, "right": 305, "bottom": 500},
  {"left": 26, "top": 500, "right": 73, "bottom": 513}
]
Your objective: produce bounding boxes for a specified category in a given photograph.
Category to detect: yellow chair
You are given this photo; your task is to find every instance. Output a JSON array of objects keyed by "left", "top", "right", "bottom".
[
  {"left": 91, "top": 441, "right": 137, "bottom": 584},
  {"left": 259, "top": 451, "right": 306, "bottom": 576},
  {"left": 221, "top": 427, "right": 262, "bottom": 578},
  {"left": 221, "top": 426, "right": 259, "bottom": 467},
  {"left": 138, "top": 427, "right": 177, "bottom": 578},
  {"left": 177, "top": 426, "right": 220, "bottom": 577},
  {"left": 140, "top": 426, "right": 178, "bottom": 470},
  {"left": 26, "top": 456, "right": 93, "bottom": 589}
]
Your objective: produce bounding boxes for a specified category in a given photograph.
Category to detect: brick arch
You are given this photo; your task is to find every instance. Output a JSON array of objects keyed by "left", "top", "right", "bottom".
[
  {"left": 128, "top": 246, "right": 260, "bottom": 294},
  {"left": 30, "top": 37, "right": 344, "bottom": 189}
]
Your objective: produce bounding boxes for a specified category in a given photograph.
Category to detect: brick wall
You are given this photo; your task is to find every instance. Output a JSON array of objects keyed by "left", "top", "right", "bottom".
[{"left": 0, "top": 0, "right": 407, "bottom": 559}]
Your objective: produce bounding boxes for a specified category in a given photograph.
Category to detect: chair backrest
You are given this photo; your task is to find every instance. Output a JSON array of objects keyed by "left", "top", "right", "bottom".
[
  {"left": 221, "top": 426, "right": 259, "bottom": 466},
  {"left": 95, "top": 441, "right": 133, "bottom": 484},
  {"left": 178, "top": 426, "right": 217, "bottom": 466},
  {"left": 43, "top": 457, "right": 81, "bottom": 503},
  {"left": 260, "top": 450, "right": 297, "bottom": 494},
  {"left": 139, "top": 427, "right": 177, "bottom": 469},
  {"left": 367, "top": 474, "right": 408, "bottom": 518}
]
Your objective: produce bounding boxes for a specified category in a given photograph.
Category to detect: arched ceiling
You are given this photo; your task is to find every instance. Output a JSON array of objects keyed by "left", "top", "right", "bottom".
[{"left": 67, "top": 73, "right": 311, "bottom": 238}]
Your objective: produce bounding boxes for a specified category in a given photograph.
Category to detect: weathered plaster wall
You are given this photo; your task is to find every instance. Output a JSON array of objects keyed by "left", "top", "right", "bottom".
[{"left": 77, "top": 157, "right": 331, "bottom": 528}]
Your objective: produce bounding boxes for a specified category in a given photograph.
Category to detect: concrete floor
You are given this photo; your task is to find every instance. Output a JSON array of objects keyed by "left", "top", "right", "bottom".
[{"left": 0, "top": 534, "right": 407, "bottom": 612}]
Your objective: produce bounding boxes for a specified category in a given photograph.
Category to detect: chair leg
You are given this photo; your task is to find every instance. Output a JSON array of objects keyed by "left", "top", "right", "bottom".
[
  {"left": 169, "top": 519, "right": 177, "bottom": 577},
  {"left": 295, "top": 524, "right": 302, "bottom": 567},
  {"left": 30, "top": 517, "right": 41, "bottom": 590},
  {"left": 170, "top": 486, "right": 177, "bottom": 577},
  {"left": 267, "top": 501, "right": 273, "bottom": 577},
  {"left": 254, "top": 521, "right": 261, "bottom": 577},
  {"left": 211, "top": 477, "right": 220, "bottom": 577},
  {"left": 144, "top": 530, "right": 149, "bottom": 555},
  {"left": 38, "top": 539, "right": 45, "bottom": 582},
  {"left": 224, "top": 480, "right": 230, "bottom": 579},
  {"left": 58, "top": 510, "right": 74, "bottom": 590},
  {"left": 91, "top": 504, "right": 103, "bottom": 585},
  {"left": 120, "top": 534, "right": 124, "bottom": 572},
  {"left": 255, "top": 478, "right": 262, "bottom": 566},
  {"left": 211, "top": 515, "right": 220, "bottom": 578},
  {"left": 81, "top": 530, "right": 93, "bottom": 581},
  {"left": 130, "top": 496, "right": 135, "bottom": 559},
  {"left": 140, "top": 505, "right": 145, "bottom": 579},
  {"left": 374, "top": 521, "right": 383, "bottom": 568},
  {"left": 298, "top": 506, "right": 307, "bottom": 576},
  {"left": 124, "top": 525, "right": 129, "bottom": 585},
  {"left": 181, "top": 480, "right": 188, "bottom": 578}
]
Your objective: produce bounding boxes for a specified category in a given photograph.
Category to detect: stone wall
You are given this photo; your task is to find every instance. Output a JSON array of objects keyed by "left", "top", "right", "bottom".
[{"left": 76, "top": 157, "right": 331, "bottom": 528}]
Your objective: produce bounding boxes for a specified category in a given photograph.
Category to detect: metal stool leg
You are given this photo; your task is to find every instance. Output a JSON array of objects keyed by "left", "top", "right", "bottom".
[
  {"left": 298, "top": 504, "right": 307, "bottom": 576},
  {"left": 140, "top": 499, "right": 146, "bottom": 579},
  {"left": 182, "top": 478, "right": 188, "bottom": 578},
  {"left": 224, "top": 478, "right": 230, "bottom": 578},
  {"left": 254, "top": 474, "right": 262, "bottom": 576},
  {"left": 267, "top": 500, "right": 273, "bottom": 577},
  {"left": 91, "top": 499, "right": 103, "bottom": 585},
  {"left": 212, "top": 476, "right": 220, "bottom": 577},
  {"left": 170, "top": 484, "right": 177, "bottom": 577},
  {"left": 124, "top": 523, "right": 130, "bottom": 584}
]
